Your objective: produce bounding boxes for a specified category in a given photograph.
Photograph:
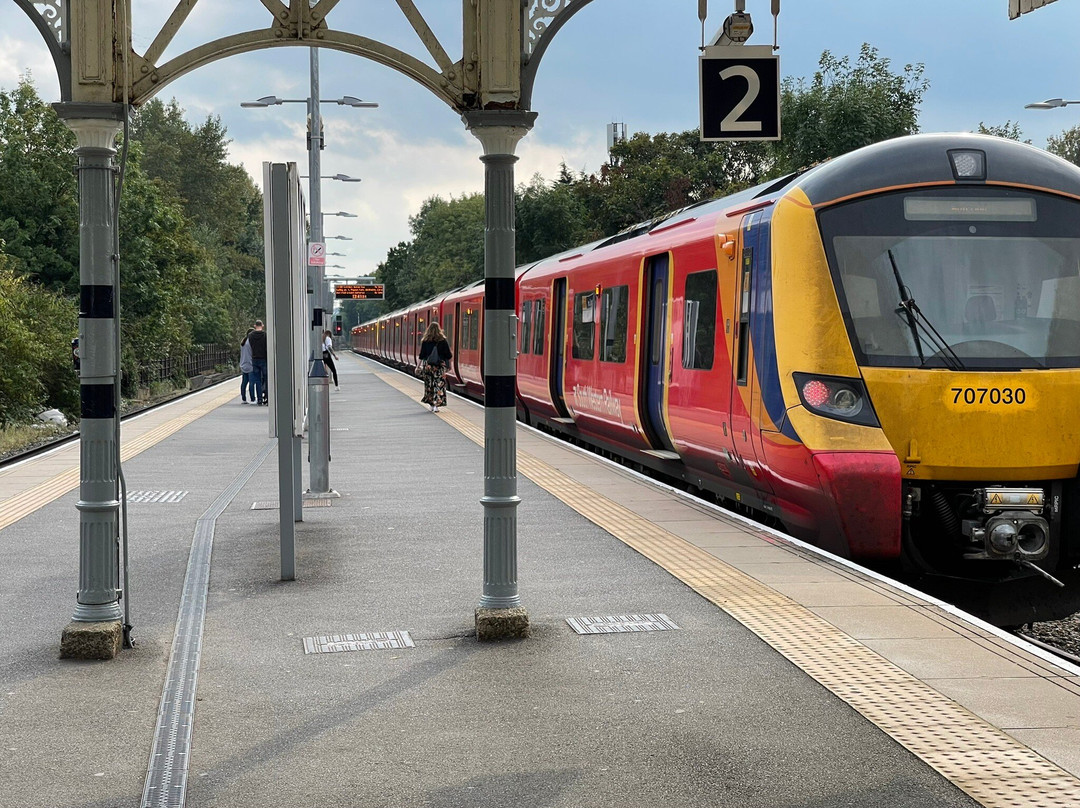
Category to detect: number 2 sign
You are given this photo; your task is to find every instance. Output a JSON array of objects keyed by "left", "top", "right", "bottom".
[{"left": 700, "top": 46, "right": 780, "bottom": 141}]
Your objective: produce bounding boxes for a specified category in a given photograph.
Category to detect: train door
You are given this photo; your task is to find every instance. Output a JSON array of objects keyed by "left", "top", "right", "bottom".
[
  {"left": 550, "top": 278, "right": 571, "bottom": 418},
  {"left": 639, "top": 253, "right": 678, "bottom": 455},
  {"left": 729, "top": 213, "right": 772, "bottom": 488},
  {"left": 444, "top": 308, "right": 457, "bottom": 377}
]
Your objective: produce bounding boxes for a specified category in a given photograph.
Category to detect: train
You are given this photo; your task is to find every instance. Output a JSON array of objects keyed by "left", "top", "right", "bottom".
[{"left": 353, "top": 133, "right": 1080, "bottom": 625}]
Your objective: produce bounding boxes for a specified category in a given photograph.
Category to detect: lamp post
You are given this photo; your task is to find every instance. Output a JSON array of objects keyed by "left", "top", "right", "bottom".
[
  {"left": 1024, "top": 98, "right": 1080, "bottom": 109},
  {"left": 241, "top": 52, "right": 377, "bottom": 498}
]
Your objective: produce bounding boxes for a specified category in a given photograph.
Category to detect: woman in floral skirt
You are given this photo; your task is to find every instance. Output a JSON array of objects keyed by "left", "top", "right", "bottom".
[{"left": 418, "top": 322, "right": 452, "bottom": 412}]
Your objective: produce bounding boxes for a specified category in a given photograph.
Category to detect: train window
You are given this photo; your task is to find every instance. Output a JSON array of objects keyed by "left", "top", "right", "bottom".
[
  {"left": 572, "top": 291, "right": 596, "bottom": 360},
  {"left": 465, "top": 311, "right": 479, "bottom": 351},
  {"left": 520, "top": 300, "right": 533, "bottom": 356},
  {"left": 600, "top": 285, "right": 629, "bottom": 362},
  {"left": 683, "top": 270, "right": 717, "bottom": 370},
  {"left": 443, "top": 313, "right": 453, "bottom": 345},
  {"left": 533, "top": 299, "right": 546, "bottom": 355},
  {"left": 736, "top": 251, "right": 752, "bottom": 385}
]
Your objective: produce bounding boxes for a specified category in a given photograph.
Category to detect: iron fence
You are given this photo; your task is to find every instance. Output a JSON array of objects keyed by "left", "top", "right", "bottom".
[{"left": 137, "top": 344, "right": 234, "bottom": 388}]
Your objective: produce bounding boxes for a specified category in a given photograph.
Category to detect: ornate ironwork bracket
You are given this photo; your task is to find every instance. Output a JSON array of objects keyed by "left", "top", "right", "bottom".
[
  {"left": 14, "top": 0, "right": 71, "bottom": 101},
  {"left": 521, "top": 0, "right": 595, "bottom": 108}
]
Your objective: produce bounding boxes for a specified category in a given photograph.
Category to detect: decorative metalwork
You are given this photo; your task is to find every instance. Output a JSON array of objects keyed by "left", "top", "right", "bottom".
[
  {"left": 32, "top": 0, "right": 64, "bottom": 44},
  {"left": 526, "top": 0, "right": 573, "bottom": 57}
]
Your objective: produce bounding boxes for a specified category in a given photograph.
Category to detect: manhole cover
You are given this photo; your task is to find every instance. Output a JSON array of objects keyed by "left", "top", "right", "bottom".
[
  {"left": 303, "top": 631, "right": 415, "bottom": 654},
  {"left": 566, "top": 614, "right": 680, "bottom": 635}
]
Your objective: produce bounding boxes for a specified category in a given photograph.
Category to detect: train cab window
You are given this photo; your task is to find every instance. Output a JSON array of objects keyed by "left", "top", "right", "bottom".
[
  {"left": 533, "top": 299, "right": 546, "bottom": 355},
  {"left": 683, "top": 270, "right": 717, "bottom": 369},
  {"left": 572, "top": 291, "right": 596, "bottom": 360},
  {"left": 821, "top": 187, "right": 1080, "bottom": 369},
  {"left": 443, "top": 313, "right": 453, "bottom": 345},
  {"left": 520, "top": 300, "right": 533, "bottom": 356},
  {"left": 600, "top": 285, "right": 629, "bottom": 362}
]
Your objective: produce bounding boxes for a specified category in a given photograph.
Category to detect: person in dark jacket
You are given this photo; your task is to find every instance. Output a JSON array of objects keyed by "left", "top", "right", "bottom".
[
  {"left": 247, "top": 320, "right": 269, "bottom": 405},
  {"left": 418, "top": 322, "right": 452, "bottom": 412}
]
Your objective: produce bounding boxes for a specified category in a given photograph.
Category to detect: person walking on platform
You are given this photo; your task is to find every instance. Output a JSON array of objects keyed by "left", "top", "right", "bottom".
[
  {"left": 322, "top": 329, "right": 340, "bottom": 391},
  {"left": 418, "top": 322, "right": 452, "bottom": 412},
  {"left": 239, "top": 328, "right": 256, "bottom": 403},
  {"left": 248, "top": 320, "right": 269, "bottom": 405}
]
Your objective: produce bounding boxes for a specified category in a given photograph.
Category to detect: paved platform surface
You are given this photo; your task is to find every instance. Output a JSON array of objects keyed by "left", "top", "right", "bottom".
[{"left": 2, "top": 353, "right": 1080, "bottom": 807}]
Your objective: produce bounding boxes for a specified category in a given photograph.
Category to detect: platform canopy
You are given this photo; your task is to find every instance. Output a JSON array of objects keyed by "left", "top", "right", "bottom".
[{"left": 1010, "top": 0, "right": 1059, "bottom": 19}]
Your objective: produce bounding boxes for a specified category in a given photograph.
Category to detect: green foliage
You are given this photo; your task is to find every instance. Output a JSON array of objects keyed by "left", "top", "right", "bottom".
[
  {"left": 776, "top": 44, "right": 928, "bottom": 173},
  {"left": 0, "top": 76, "right": 79, "bottom": 293},
  {"left": 977, "top": 121, "right": 1030, "bottom": 143},
  {"left": 0, "top": 257, "right": 78, "bottom": 425},
  {"left": 130, "top": 98, "right": 266, "bottom": 346},
  {"left": 1048, "top": 125, "right": 1080, "bottom": 167}
]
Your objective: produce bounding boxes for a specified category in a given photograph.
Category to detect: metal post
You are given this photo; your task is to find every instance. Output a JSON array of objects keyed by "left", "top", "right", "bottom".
[
  {"left": 462, "top": 109, "right": 536, "bottom": 640},
  {"left": 55, "top": 103, "right": 126, "bottom": 659},
  {"left": 307, "top": 46, "right": 334, "bottom": 496}
]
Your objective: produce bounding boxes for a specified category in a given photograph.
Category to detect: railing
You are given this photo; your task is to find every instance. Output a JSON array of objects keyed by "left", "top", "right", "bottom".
[{"left": 137, "top": 344, "right": 233, "bottom": 388}]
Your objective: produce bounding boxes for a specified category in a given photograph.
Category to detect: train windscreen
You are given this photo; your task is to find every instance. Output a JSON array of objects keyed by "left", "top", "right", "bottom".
[{"left": 820, "top": 187, "right": 1080, "bottom": 369}]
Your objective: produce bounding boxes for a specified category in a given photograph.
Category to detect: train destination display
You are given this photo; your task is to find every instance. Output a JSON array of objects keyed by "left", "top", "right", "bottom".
[{"left": 335, "top": 284, "right": 385, "bottom": 300}]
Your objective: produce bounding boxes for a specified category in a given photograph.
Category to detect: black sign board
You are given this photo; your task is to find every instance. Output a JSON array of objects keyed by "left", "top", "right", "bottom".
[
  {"left": 335, "top": 284, "right": 385, "bottom": 300},
  {"left": 700, "top": 48, "right": 780, "bottom": 141}
]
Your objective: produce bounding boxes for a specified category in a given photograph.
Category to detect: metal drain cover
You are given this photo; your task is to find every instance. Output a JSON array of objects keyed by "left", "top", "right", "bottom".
[
  {"left": 303, "top": 631, "right": 415, "bottom": 654},
  {"left": 567, "top": 614, "right": 679, "bottom": 634},
  {"left": 127, "top": 490, "right": 188, "bottom": 503},
  {"left": 251, "top": 499, "right": 333, "bottom": 510}
]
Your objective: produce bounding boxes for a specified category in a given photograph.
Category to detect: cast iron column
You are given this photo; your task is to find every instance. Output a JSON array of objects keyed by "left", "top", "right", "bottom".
[
  {"left": 55, "top": 102, "right": 126, "bottom": 659},
  {"left": 462, "top": 109, "right": 536, "bottom": 639}
]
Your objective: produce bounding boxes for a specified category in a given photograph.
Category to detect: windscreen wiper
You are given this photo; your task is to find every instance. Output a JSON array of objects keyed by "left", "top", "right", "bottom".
[{"left": 887, "top": 250, "right": 965, "bottom": 370}]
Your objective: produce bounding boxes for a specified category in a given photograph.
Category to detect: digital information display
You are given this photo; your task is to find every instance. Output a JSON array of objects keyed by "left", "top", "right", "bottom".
[{"left": 335, "top": 284, "right": 385, "bottom": 300}]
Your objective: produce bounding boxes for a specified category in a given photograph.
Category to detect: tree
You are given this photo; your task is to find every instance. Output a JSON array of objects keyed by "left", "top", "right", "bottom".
[
  {"left": 977, "top": 121, "right": 1030, "bottom": 143},
  {"left": 1048, "top": 125, "right": 1080, "bottom": 167},
  {"left": 775, "top": 44, "right": 928, "bottom": 173},
  {"left": 0, "top": 76, "right": 79, "bottom": 293},
  {"left": 0, "top": 258, "right": 78, "bottom": 424}
]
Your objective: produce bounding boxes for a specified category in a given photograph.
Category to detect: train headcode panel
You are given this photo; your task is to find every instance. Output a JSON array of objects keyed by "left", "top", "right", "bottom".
[
  {"left": 334, "top": 284, "right": 384, "bottom": 300},
  {"left": 699, "top": 45, "right": 780, "bottom": 141}
]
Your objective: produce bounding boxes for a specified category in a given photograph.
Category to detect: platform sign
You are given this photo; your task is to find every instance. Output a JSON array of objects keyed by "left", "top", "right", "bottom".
[
  {"left": 335, "top": 283, "right": 384, "bottom": 300},
  {"left": 1010, "top": 0, "right": 1058, "bottom": 18},
  {"left": 308, "top": 241, "right": 325, "bottom": 266},
  {"left": 700, "top": 45, "right": 780, "bottom": 141}
]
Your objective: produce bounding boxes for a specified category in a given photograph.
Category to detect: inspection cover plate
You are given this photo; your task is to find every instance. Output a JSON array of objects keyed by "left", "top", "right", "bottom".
[
  {"left": 303, "top": 631, "right": 415, "bottom": 654},
  {"left": 566, "top": 614, "right": 680, "bottom": 635},
  {"left": 127, "top": 490, "right": 188, "bottom": 503},
  {"left": 251, "top": 499, "right": 333, "bottom": 510}
]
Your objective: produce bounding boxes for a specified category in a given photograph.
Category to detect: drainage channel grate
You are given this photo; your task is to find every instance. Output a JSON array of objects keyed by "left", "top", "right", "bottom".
[
  {"left": 127, "top": 490, "right": 189, "bottom": 503},
  {"left": 567, "top": 614, "right": 679, "bottom": 634},
  {"left": 303, "top": 631, "right": 415, "bottom": 654},
  {"left": 251, "top": 499, "right": 333, "bottom": 510}
]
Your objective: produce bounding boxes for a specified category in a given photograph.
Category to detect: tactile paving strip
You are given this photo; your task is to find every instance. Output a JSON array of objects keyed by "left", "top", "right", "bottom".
[
  {"left": 0, "top": 386, "right": 236, "bottom": 532},
  {"left": 374, "top": 366, "right": 1080, "bottom": 807}
]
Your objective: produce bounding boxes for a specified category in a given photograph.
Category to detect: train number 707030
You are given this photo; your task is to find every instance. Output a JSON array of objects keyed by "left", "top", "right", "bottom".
[{"left": 950, "top": 387, "right": 1027, "bottom": 405}]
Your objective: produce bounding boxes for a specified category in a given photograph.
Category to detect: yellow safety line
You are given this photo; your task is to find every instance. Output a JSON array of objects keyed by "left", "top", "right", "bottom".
[
  {"left": 0, "top": 387, "right": 238, "bottom": 533},
  {"left": 374, "top": 366, "right": 1080, "bottom": 807}
]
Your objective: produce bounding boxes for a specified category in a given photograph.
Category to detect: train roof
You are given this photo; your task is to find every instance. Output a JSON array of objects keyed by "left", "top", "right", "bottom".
[{"left": 793, "top": 132, "right": 1080, "bottom": 204}]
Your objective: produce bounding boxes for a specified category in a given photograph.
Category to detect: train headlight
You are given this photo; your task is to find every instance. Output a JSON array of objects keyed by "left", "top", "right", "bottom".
[
  {"left": 792, "top": 372, "right": 880, "bottom": 427},
  {"left": 948, "top": 149, "right": 986, "bottom": 181}
]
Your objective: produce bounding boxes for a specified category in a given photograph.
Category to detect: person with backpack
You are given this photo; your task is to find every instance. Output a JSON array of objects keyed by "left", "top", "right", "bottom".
[{"left": 418, "top": 322, "right": 452, "bottom": 412}]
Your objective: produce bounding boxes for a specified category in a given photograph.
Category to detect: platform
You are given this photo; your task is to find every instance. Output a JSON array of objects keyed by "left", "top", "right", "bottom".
[{"left": 2, "top": 353, "right": 1080, "bottom": 807}]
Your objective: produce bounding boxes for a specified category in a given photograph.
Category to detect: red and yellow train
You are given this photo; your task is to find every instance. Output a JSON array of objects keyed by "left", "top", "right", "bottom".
[{"left": 353, "top": 133, "right": 1080, "bottom": 622}]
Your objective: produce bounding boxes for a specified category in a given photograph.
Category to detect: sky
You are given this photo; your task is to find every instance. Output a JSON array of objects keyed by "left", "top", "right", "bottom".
[{"left": 1, "top": 0, "right": 1079, "bottom": 279}]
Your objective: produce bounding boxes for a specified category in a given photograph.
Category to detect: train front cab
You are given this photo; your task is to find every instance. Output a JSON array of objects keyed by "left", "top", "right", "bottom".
[{"left": 772, "top": 134, "right": 1080, "bottom": 583}]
